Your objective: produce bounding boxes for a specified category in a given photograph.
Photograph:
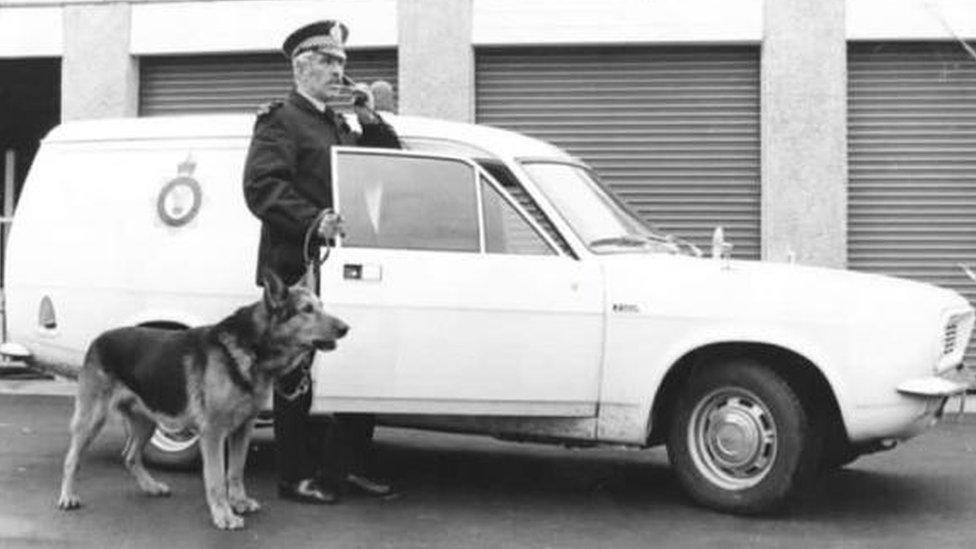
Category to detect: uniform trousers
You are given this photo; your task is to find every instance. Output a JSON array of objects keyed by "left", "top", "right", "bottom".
[{"left": 273, "top": 362, "right": 375, "bottom": 487}]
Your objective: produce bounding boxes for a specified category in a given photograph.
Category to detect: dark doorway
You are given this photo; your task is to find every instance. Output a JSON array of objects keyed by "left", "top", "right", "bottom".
[{"left": 0, "top": 58, "right": 61, "bottom": 284}]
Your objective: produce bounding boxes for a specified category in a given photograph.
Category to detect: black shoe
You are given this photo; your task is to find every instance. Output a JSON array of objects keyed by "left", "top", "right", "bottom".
[
  {"left": 345, "top": 473, "right": 400, "bottom": 498},
  {"left": 278, "top": 478, "right": 338, "bottom": 505}
]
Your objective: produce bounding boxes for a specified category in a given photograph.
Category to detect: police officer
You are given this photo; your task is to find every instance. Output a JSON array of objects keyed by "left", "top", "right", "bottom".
[{"left": 242, "top": 19, "right": 399, "bottom": 505}]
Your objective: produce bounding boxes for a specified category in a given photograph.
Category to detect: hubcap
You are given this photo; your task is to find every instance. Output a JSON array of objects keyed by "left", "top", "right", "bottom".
[
  {"left": 150, "top": 425, "right": 199, "bottom": 453},
  {"left": 687, "top": 388, "right": 777, "bottom": 490}
]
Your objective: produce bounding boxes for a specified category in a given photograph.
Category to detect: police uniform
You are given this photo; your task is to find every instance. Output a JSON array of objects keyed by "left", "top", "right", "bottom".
[
  {"left": 244, "top": 90, "right": 399, "bottom": 287},
  {"left": 242, "top": 19, "right": 400, "bottom": 501}
]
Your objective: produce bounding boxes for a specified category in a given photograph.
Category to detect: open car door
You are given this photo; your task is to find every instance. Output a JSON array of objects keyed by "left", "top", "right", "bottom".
[{"left": 311, "top": 148, "right": 604, "bottom": 417}]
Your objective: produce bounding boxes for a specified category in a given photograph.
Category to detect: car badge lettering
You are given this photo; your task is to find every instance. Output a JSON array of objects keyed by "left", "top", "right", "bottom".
[
  {"left": 157, "top": 153, "right": 203, "bottom": 227},
  {"left": 612, "top": 303, "right": 640, "bottom": 314}
]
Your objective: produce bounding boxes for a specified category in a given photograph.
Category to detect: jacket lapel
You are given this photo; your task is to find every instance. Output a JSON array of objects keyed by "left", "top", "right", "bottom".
[{"left": 288, "top": 90, "right": 350, "bottom": 143}]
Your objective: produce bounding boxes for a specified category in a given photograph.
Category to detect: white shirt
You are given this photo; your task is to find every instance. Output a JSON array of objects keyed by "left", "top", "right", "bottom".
[
  {"left": 296, "top": 88, "right": 327, "bottom": 113},
  {"left": 297, "top": 87, "right": 364, "bottom": 137}
]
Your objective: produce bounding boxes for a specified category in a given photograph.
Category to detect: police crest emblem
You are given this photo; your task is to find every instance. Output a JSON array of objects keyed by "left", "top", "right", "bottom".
[{"left": 157, "top": 154, "right": 202, "bottom": 227}]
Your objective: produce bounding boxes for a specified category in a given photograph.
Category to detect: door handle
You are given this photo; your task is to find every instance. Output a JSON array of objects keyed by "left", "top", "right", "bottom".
[{"left": 343, "top": 263, "right": 382, "bottom": 281}]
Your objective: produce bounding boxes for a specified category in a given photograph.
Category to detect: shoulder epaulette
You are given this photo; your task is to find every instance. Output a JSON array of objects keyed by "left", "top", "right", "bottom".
[{"left": 256, "top": 100, "right": 284, "bottom": 118}]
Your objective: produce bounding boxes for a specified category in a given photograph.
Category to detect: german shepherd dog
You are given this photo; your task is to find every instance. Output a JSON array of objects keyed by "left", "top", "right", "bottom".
[{"left": 56, "top": 271, "right": 348, "bottom": 530}]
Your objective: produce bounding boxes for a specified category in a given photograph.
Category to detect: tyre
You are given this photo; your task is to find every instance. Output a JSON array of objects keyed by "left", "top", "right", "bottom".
[
  {"left": 666, "top": 359, "right": 822, "bottom": 515},
  {"left": 143, "top": 425, "right": 200, "bottom": 470}
]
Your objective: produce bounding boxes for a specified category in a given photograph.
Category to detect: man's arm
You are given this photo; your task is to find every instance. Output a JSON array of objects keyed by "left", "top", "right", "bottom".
[
  {"left": 350, "top": 83, "right": 402, "bottom": 150},
  {"left": 242, "top": 114, "right": 323, "bottom": 240},
  {"left": 355, "top": 107, "right": 402, "bottom": 150}
]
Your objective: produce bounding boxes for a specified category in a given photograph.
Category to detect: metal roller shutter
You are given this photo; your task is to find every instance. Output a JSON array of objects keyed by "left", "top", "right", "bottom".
[
  {"left": 139, "top": 51, "right": 398, "bottom": 116},
  {"left": 848, "top": 42, "right": 976, "bottom": 365},
  {"left": 476, "top": 46, "right": 761, "bottom": 258}
]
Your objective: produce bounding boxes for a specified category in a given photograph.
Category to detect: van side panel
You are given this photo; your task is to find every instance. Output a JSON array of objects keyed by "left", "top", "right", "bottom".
[{"left": 5, "top": 138, "right": 260, "bottom": 373}]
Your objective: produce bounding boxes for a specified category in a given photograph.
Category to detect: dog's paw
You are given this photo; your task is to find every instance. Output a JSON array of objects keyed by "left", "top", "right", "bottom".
[
  {"left": 231, "top": 497, "right": 261, "bottom": 515},
  {"left": 211, "top": 509, "right": 245, "bottom": 530},
  {"left": 143, "top": 480, "right": 171, "bottom": 497},
  {"left": 57, "top": 494, "right": 81, "bottom": 511}
]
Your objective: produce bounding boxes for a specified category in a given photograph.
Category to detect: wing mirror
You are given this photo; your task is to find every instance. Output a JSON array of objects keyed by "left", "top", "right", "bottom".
[{"left": 960, "top": 263, "right": 976, "bottom": 283}]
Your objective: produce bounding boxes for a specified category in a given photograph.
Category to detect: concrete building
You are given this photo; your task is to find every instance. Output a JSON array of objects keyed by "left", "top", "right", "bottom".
[{"left": 1, "top": 0, "right": 975, "bottom": 327}]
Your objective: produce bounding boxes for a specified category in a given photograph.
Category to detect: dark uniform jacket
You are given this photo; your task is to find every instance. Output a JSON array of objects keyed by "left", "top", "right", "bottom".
[{"left": 243, "top": 90, "right": 400, "bottom": 285}]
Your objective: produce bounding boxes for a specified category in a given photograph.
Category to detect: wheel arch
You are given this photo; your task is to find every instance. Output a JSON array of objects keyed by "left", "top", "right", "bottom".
[
  {"left": 137, "top": 320, "right": 190, "bottom": 331},
  {"left": 646, "top": 342, "right": 847, "bottom": 451},
  {"left": 122, "top": 309, "right": 203, "bottom": 331}
]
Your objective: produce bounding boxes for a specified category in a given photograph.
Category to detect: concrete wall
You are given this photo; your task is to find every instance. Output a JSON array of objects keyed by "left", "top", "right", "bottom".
[
  {"left": 0, "top": 6, "right": 61, "bottom": 58},
  {"left": 129, "top": 0, "right": 397, "bottom": 54},
  {"left": 473, "top": 0, "right": 761, "bottom": 45},
  {"left": 397, "top": 0, "right": 474, "bottom": 122},
  {"left": 61, "top": 3, "right": 138, "bottom": 120},
  {"left": 761, "top": 0, "right": 848, "bottom": 267}
]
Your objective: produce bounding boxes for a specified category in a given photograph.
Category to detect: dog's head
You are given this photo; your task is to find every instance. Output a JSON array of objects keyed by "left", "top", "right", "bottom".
[{"left": 260, "top": 270, "right": 349, "bottom": 357}]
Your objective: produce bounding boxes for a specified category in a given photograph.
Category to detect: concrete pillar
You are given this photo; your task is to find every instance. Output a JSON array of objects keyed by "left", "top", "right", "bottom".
[
  {"left": 61, "top": 3, "right": 138, "bottom": 120},
  {"left": 761, "top": 0, "right": 847, "bottom": 268},
  {"left": 397, "top": 0, "right": 473, "bottom": 122}
]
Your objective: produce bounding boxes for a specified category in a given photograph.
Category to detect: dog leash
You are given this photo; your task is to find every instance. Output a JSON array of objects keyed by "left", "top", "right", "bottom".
[
  {"left": 275, "top": 362, "right": 312, "bottom": 401},
  {"left": 302, "top": 209, "right": 336, "bottom": 273},
  {"left": 274, "top": 211, "right": 338, "bottom": 402}
]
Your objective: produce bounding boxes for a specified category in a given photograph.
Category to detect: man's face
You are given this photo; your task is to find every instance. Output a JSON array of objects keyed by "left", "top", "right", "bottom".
[{"left": 300, "top": 51, "right": 346, "bottom": 102}]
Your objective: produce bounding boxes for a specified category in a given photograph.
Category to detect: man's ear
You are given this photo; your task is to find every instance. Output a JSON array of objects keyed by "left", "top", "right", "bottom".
[{"left": 261, "top": 269, "right": 287, "bottom": 312}]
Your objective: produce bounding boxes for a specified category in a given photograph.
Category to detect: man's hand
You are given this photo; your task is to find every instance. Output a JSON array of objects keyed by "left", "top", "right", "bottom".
[
  {"left": 351, "top": 83, "right": 375, "bottom": 110},
  {"left": 316, "top": 210, "right": 344, "bottom": 240}
]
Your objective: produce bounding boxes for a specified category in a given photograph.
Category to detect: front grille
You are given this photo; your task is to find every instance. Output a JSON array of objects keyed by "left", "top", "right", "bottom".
[
  {"left": 936, "top": 311, "right": 974, "bottom": 374},
  {"left": 944, "top": 320, "right": 959, "bottom": 356}
]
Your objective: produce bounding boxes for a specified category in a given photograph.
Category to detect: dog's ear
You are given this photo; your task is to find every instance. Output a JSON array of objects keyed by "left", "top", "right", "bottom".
[{"left": 261, "top": 269, "right": 288, "bottom": 312}]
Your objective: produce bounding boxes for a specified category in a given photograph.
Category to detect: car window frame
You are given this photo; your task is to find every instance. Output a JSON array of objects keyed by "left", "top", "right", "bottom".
[
  {"left": 399, "top": 138, "right": 586, "bottom": 260},
  {"left": 476, "top": 159, "right": 578, "bottom": 259},
  {"left": 329, "top": 147, "right": 565, "bottom": 257},
  {"left": 478, "top": 171, "right": 561, "bottom": 257}
]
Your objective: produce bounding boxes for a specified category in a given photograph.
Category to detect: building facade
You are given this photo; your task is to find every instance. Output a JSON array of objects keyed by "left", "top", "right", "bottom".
[{"left": 1, "top": 0, "right": 975, "bottom": 321}]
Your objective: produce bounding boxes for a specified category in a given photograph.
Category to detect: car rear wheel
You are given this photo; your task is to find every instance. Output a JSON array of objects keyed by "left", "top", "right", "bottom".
[
  {"left": 667, "top": 359, "right": 821, "bottom": 514},
  {"left": 143, "top": 425, "right": 200, "bottom": 470}
]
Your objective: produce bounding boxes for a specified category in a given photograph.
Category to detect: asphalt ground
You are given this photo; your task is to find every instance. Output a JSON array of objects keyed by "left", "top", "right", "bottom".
[{"left": 2, "top": 382, "right": 976, "bottom": 548}]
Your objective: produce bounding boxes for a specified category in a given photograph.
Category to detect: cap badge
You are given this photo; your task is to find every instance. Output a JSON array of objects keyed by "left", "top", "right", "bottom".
[{"left": 330, "top": 23, "right": 344, "bottom": 43}]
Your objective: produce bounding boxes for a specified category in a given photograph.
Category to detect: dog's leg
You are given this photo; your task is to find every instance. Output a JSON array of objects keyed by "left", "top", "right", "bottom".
[
  {"left": 117, "top": 405, "right": 171, "bottom": 497},
  {"left": 227, "top": 420, "right": 260, "bottom": 515},
  {"left": 200, "top": 426, "right": 244, "bottom": 530},
  {"left": 57, "top": 370, "right": 109, "bottom": 510}
]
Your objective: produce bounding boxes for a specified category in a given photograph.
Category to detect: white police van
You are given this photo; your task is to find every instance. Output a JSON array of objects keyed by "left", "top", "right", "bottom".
[{"left": 4, "top": 113, "right": 972, "bottom": 514}]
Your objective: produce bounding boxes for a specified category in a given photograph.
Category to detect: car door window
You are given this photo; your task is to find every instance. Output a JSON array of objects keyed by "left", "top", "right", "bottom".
[
  {"left": 482, "top": 177, "right": 555, "bottom": 255},
  {"left": 334, "top": 151, "right": 479, "bottom": 252},
  {"left": 478, "top": 160, "right": 576, "bottom": 258}
]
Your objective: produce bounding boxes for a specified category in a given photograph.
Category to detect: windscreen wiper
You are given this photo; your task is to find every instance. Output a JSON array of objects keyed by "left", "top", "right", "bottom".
[{"left": 588, "top": 236, "right": 649, "bottom": 247}]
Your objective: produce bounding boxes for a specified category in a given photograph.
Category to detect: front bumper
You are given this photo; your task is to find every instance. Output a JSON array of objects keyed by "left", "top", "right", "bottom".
[
  {"left": 896, "top": 368, "right": 973, "bottom": 398},
  {"left": 847, "top": 367, "right": 973, "bottom": 443}
]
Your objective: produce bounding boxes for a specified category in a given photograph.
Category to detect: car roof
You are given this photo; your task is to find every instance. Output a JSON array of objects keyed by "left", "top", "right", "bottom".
[{"left": 43, "top": 113, "right": 573, "bottom": 162}]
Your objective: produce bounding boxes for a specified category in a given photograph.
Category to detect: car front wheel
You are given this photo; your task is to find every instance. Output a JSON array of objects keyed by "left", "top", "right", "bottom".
[{"left": 667, "top": 359, "right": 821, "bottom": 514}]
